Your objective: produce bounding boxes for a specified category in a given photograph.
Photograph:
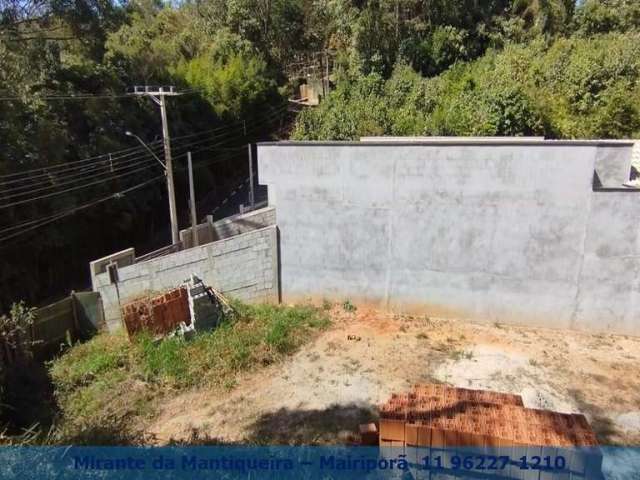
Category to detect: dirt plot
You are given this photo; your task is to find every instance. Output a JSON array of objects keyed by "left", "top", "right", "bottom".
[{"left": 147, "top": 306, "right": 640, "bottom": 446}]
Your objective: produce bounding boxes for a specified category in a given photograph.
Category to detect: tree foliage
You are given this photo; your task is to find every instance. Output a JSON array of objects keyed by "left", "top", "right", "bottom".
[{"left": 294, "top": 1, "right": 640, "bottom": 140}]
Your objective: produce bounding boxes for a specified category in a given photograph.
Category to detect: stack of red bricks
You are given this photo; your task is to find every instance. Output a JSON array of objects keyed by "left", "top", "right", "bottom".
[
  {"left": 380, "top": 384, "right": 599, "bottom": 449},
  {"left": 122, "top": 287, "right": 191, "bottom": 337}
]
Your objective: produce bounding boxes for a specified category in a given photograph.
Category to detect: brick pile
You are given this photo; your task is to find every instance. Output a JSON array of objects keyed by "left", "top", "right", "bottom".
[
  {"left": 122, "top": 287, "right": 191, "bottom": 337},
  {"left": 379, "top": 384, "right": 599, "bottom": 448}
]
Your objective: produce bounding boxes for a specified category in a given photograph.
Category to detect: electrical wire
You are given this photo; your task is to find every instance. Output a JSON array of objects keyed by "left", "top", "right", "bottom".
[
  {"left": 0, "top": 131, "right": 244, "bottom": 200},
  {"left": 0, "top": 102, "right": 290, "bottom": 183},
  {"left": 0, "top": 157, "right": 159, "bottom": 199},
  {"left": 0, "top": 87, "right": 212, "bottom": 102},
  {"left": 0, "top": 102, "right": 284, "bottom": 218},
  {"left": 0, "top": 160, "right": 165, "bottom": 209},
  {"left": 0, "top": 141, "right": 164, "bottom": 180},
  {"left": 0, "top": 150, "right": 248, "bottom": 241},
  {"left": 0, "top": 175, "right": 166, "bottom": 243},
  {"left": 0, "top": 147, "right": 168, "bottom": 191}
]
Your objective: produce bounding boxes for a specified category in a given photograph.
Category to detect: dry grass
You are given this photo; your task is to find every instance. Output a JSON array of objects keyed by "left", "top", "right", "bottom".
[{"left": 48, "top": 302, "right": 330, "bottom": 444}]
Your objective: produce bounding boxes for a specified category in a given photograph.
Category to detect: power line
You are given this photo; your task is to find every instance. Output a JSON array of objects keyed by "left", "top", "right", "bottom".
[
  {"left": 0, "top": 102, "right": 292, "bottom": 210},
  {"left": 0, "top": 160, "right": 164, "bottom": 209},
  {"left": 0, "top": 131, "right": 248, "bottom": 201},
  {"left": 0, "top": 157, "right": 159, "bottom": 199},
  {"left": 0, "top": 152, "right": 164, "bottom": 193},
  {"left": 0, "top": 129, "right": 248, "bottom": 196},
  {"left": 0, "top": 141, "right": 163, "bottom": 180},
  {"left": 0, "top": 175, "right": 166, "bottom": 243},
  {"left": 0, "top": 88, "right": 209, "bottom": 102},
  {"left": 0, "top": 102, "right": 290, "bottom": 182},
  {"left": 0, "top": 151, "right": 248, "bottom": 241}
]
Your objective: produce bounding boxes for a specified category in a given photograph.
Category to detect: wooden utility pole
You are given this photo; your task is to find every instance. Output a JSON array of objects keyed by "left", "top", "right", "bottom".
[
  {"left": 131, "top": 86, "right": 181, "bottom": 245},
  {"left": 187, "top": 151, "right": 198, "bottom": 247}
]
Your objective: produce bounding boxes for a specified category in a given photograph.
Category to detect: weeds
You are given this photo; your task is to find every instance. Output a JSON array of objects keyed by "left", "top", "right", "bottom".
[
  {"left": 342, "top": 300, "right": 357, "bottom": 313},
  {"left": 48, "top": 301, "right": 330, "bottom": 444},
  {"left": 450, "top": 349, "right": 474, "bottom": 361}
]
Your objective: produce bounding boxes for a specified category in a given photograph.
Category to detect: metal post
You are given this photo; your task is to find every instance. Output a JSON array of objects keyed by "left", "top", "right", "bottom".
[
  {"left": 159, "top": 94, "right": 180, "bottom": 246},
  {"left": 187, "top": 152, "right": 198, "bottom": 247},
  {"left": 248, "top": 144, "right": 255, "bottom": 208}
]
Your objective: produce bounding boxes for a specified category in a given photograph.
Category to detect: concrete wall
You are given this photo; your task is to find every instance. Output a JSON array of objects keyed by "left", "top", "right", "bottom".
[
  {"left": 92, "top": 225, "right": 279, "bottom": 331},
  {"left": 180, "top": 206, "right": 276, "bottom": 248},
  {"left": 89, "top": 248, "right": 135, "bottom": 290},
  {"left": 258, "top": 140, "right": 639, "bottom": 335},
  {"left": 594, "top": 145, "right": 633, "bottom": 187},
  {"left": 574, "top": 191, "right": 640, "bottom": 334}
]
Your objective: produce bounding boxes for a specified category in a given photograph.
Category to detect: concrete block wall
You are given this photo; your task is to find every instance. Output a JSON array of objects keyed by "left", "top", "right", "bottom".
[
  {"left": 89, "top": 248, "right": 135, "bottom": 291},
  {"left": 92, "top": 225, "right": 279, "bottom": 331},
  {"left": 258, "top": 139, "right": 640, "bottom": 335},
  {"left": 180, "top": 206, "right": 276, "bottom": 249}
]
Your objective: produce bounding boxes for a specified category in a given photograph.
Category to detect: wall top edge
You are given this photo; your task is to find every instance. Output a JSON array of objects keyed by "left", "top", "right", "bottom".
[{"left": 257, "top": 140, "right": 635, "bottom": 148}]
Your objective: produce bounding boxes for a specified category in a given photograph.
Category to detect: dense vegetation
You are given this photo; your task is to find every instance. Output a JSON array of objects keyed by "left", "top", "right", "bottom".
[{"left": 293, "top": 0, "right": 640, "bottom": 140}]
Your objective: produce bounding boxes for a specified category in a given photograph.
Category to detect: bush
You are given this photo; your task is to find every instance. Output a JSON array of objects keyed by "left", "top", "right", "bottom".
[
  {"left": 0, "top": 302, "right": 37, "bottom": 416},
  {"left": 174, "top": 49, "right": 278, "bottom": 119}
]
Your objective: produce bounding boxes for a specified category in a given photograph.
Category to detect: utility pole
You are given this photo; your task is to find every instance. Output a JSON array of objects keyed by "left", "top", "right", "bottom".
[
  {"left": 187, "top": 151, "right": 198, "bottom": 247},
  {"left": 131, "top": 86, "right": 181, "bottom": 246}
]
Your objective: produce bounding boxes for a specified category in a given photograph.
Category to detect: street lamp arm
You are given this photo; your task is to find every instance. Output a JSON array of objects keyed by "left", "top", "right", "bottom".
[{"left": 125, "top": 131, "right": 166, "bottom": 170}]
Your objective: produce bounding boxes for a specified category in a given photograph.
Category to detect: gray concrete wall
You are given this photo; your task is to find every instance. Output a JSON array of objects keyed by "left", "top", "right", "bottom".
[
  {"left": 574, "top": 191, "right": 640, "bottom": 333},
  {"left": 93, "top": 226, "right": 279, "bottom": 331},
  {"left": 258, "top": 140, "right": 639, "bottom": 335},
  {"left": 89, "top": 248, "right": 135, "bottom": 291},
  {"left": 180, "top": 206, "right": 276, "bottom": 248},
  {"left": 594, "top": 145, "right": 633, "bottom": 187}
]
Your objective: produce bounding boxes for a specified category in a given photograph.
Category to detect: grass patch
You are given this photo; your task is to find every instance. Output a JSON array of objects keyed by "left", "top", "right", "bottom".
[
  {"left": 48, "top": 301, "right": 330, "bottom": 444},
  {"left": 449, "top": 349, "right": 474, "bottom": 361},
  {"left": 341, "top": 299, "right": 356, "bottom": 313}
]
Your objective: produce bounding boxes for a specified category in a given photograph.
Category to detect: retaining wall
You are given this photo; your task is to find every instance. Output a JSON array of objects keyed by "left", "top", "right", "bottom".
[
  {"left": 92, "top": 224, "right": 279, "bottom": 331},
  {"left": 258, "top": 140, "right": 639, "bottom": 335}
]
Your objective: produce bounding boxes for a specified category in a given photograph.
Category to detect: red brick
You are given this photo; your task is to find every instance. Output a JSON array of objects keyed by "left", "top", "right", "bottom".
[
  {"left": 379, "top": 419, "right": 405, "bottom": 442},
  {"left": 417, "top": 425, "right": 432, "bottom": 447},
  {"left": 405, "top": 423, "right": 419, "bottom": 446},
  {"left": 430, "top": 427, "right": 445, "bottom": 448}
]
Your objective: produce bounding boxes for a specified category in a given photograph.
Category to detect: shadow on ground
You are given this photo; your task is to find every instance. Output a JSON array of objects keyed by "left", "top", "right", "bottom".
[
  {"left": 243, "top": 403, "right": 377, "bottom": 445},
  {"left": 144, "top": 403, "right": 376, "bottom": 446},
  {"left": 568, "top": 388, "right": 620, "bottom": 445}
]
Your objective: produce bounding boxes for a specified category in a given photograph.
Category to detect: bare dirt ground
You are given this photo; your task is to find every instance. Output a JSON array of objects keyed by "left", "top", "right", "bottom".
[{"left": 146, "top": 306, "right": 640, "bottom": 446}]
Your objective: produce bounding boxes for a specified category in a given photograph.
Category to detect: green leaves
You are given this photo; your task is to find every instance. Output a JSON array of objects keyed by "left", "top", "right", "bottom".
[
  {"left": 294, "top": 30, "right": 640, "bottom": 140},
  {"left": 174, "top": 48, "right": 276, "bottom": 119}
]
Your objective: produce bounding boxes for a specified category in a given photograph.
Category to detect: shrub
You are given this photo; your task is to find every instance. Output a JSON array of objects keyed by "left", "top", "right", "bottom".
[{"left": 0, "top": 302, "right": 37, "bottom": 418}]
